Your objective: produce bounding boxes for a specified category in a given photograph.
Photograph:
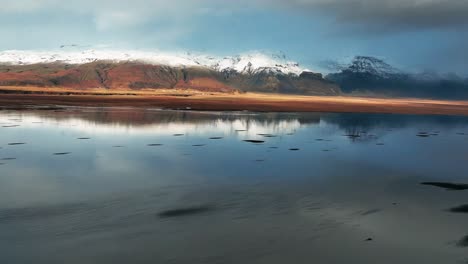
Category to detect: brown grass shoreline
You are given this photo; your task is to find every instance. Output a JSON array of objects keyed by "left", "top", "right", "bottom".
[{"left": 1, "top": 86, "right": 468, "bottom": 116}]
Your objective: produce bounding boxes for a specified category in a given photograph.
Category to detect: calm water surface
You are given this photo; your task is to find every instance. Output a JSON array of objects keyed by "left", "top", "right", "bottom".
[{"left": 1, "top": 107, "right": 468, "bottom": 264}]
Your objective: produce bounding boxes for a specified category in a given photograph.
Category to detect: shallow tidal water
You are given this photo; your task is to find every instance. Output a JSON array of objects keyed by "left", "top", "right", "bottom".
[{"left": 1, "top": 107, "right": 468, "bottom": 264}]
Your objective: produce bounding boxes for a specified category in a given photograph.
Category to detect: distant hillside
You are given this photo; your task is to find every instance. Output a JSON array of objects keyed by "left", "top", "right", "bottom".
[
  {"left": 0, "top": 62, "right": 340, "bottom": 95},
  {"left": 326, "top": 56, "right": 468, "bottom": 100},
  {"left": 0, "top": 50, "right": 340, "bottom": 96},
  {"left": 2, "top": 50, "right": 467, "bottom": 99}
]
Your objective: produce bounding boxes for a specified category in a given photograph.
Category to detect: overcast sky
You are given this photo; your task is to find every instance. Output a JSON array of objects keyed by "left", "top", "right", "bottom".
[{"left": 1, "top": 0, "right": 467, "bottom": 74}]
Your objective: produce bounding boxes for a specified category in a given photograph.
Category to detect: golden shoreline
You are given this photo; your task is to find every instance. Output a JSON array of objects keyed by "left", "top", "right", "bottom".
[{"left": 1, "top": 86, "right": 468, "bottom": 116}]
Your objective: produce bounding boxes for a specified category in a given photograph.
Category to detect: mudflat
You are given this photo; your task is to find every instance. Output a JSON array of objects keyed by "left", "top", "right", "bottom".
[{"left": 1, "top": 87, "right": 468, "bottom": 115}]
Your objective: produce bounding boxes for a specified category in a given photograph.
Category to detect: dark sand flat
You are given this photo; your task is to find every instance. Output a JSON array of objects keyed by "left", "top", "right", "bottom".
[{"left": 1, "top": 92, "right": 468, "bottom": 116}]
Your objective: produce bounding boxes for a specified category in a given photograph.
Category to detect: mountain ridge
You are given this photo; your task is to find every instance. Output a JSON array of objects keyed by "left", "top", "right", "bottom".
[
  {"left": 0, "top": 50, "right": 306, "bottom": 76},
  {"left": 1, "top": 50, "right": 467, "bottom": 99},
  {"left": 326, "top": 56, "right": 468, "bottom": 99},
  {"left": 0, "top": 60, "right": 340, "bottom": 95}
]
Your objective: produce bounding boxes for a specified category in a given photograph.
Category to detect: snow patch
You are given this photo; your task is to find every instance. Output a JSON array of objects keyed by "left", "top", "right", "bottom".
[{"left": 0, "top": 49, "right": 305, "bottom": 76}]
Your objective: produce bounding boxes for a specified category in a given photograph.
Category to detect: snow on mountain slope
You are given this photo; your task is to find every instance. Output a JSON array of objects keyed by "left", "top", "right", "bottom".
[
  {"left": 346, "top": 56, "right": 402, "bottom": 78},
  {"left": 210, "top": 53, "right": 302, "bottom": 75},
  {"left": 0, "top": 49, "right": 305, "bottom": 75}
]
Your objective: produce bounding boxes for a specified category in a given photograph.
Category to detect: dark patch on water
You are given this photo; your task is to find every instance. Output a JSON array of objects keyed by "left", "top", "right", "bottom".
[
  {"left": 158, "top": 205, "right": 213, "bottom": 218},
  {"left": 269, "top": 147, "right": 279, "bottom": 149},
  {"left": 421, "top": 182, "right": 468, "bottom": 191},
  {"left": 235, "top": 129, "right": 247, "bottom": 132},
  {"left": 1, "top": 125, "right": 19, "bottom": 128},
  {"left": 173, "top": 134, "right": 184, "bottom": 136},
  {"left": 448, "top": 205, "right": 468, "bottom": 213},
  {"left": 8, "top": 143, "right": 25, "bottom": 145},
  {"left": 147, "top": 144, "right": 163, "bottom": 146},
  {"left": 457, "top": 236, "right": 468, "bottom": 247},
  {"left": 243, "top": 140, "right": 265, "bottom": 144},
  {"left": 77, "top": 137, "right": 91, "bottom": 140},
  {"left": 365, "top": 238, "right": 373, "bottom": 242},
  {"left": 1, "top": 158, "right": 16, "bottom": 160},
  {"left": 376, "top": 143, "right": 385, "bottom": 145},
  {"left": 344, "top": 134, "right": 361, "bottom": 139},
  {"left": 417, "top": 132, "right": 430, "bottom": 137},
  {"left": 258, "top": 134, "right": 277, "bottom": 138},
  {"left": 192, "top": 144, "right": 206, "bottom": 147},
  {"left": 209, "top": 137, "right": 223, "bottom": 140},
  {"left": 289, "top": 148, "right": 300, "bottom": 151},
  {"left": 112, "top": 145, "right": 125, "bottom": 148},
  {"left": 361, "top": 209, "right": 381, "bottom": 216},
  {"left": 53, "top": 152, "right": 71, "bottom": 155}
]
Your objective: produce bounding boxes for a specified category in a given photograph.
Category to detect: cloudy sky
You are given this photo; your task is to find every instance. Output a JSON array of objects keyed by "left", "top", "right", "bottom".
[{"left": 1, "top": 0, "right": 468, "bottom": 74}]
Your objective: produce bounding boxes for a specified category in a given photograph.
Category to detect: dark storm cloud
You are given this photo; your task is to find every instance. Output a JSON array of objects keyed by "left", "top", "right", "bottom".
[{"left": 268, "top": 0, "right": 468, "bottom": 31}]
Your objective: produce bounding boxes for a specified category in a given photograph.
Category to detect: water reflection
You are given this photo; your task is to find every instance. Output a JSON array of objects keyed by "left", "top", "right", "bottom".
[{"left": 1, "top": 107, "right": 468, "bottom": 264}]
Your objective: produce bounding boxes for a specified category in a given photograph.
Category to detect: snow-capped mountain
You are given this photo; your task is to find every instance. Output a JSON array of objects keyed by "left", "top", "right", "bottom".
[
  {"left": 2, "top": 50, "right": 466, "bottom": 99},
  {"left": 0, "top": 49, "right": 339, "bottom": 95},
  {"left": 326, "top": 56, "right": 468, "bottom": 99},
  {"left": 343, "top": 56, "right": 402, "bottom": 78},
  {"left": 210, "top": 53, "right": 302, "bottom": 75},
  {"left": 0, "top": 50, "right": 305, "bottom": 76}
]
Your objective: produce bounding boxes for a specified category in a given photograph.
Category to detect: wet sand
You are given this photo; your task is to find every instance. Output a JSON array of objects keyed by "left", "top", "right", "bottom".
[{"left": 1, "top": 88, "right": 468, "bottom": 116}]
